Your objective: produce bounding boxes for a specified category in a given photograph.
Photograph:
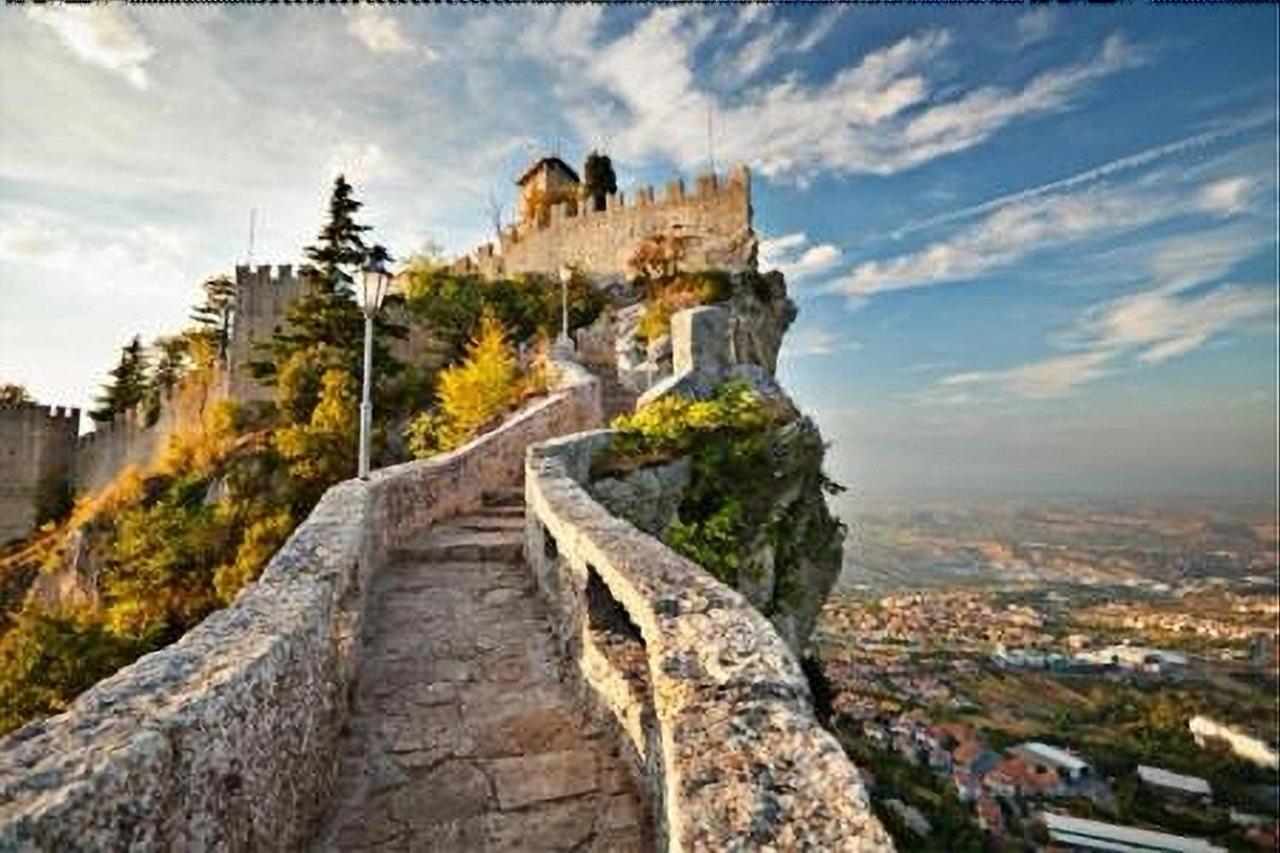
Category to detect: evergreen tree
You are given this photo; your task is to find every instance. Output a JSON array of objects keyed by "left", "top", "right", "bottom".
[
  {"left": 306, "top": 174, "right": 370, "bottom": 292},
  {"left": 248, "top": 175, "right": 404, "bottom": 419},
  {"left": 0, "top": 383, "right": 33, "bottom": 408},
  {"left": 190, "top": 275, "right": 236, "bottom": 359},
  {"left": 582, "top": 151, "right": 617, "bottom": 212},
  {"left": 142, "top": 336, "right": 190, "bottom": 425},
  {"left": 91, "top": 336, "right": 148, "bottom": 423}
]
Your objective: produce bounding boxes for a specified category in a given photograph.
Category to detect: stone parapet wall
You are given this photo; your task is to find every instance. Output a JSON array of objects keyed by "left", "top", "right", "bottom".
[
  {"left": 455, "top": 165, "right": 755, "bottom": 279},
  {"left": 524, "top": 430, "right": 894, "bottom": 852},
  {"left": 0, "top": 360, "right": 602, "bottom": 850}
]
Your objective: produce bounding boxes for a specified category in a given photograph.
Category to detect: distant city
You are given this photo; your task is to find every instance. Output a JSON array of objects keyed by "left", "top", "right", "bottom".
[{"left": 817, "top": 498, "right": 1279, "bottom": 850}]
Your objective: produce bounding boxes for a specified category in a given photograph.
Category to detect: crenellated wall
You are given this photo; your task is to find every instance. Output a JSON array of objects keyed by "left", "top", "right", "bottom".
[
  {"left": 453, "top": 165, "right": 756, "bottom": 279},
  {"left": 0, "top": 405, "right": 79, "bottom": 544},
  {"left": 228, "top": 264, "right": 308, "bottom": 402}
]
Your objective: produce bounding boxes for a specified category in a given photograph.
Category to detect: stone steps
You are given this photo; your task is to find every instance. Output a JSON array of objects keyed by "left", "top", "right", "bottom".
[
  {"left": 316, "top": 485, "right": 649, "bottom": 852},
  {"left": 392, "top": 527, "right": 524, "bottom": 564},
  {"left": 450, "top": 513, "right": 526, "bottom": 532},
  {"left": 482, "top": 487, "right": 525, "bottom": 509}
]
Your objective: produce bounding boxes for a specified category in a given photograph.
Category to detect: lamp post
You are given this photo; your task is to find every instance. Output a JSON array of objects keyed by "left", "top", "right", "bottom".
[
  {"left": 554, "top": 265, "right": 574, "bottom": 358},
  {"left": 358, "top": 258, "right": 391, "bottom": 480}
]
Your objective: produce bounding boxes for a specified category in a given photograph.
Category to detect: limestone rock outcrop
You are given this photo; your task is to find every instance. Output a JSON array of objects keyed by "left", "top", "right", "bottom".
[{"left": 584, "top": 274, "right": 842, "bottom": 653}]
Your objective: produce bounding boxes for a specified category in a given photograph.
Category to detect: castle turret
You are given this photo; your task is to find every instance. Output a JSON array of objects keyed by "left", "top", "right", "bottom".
[{"left": 0, "top": 404, "right": 79, "bottom": 543}]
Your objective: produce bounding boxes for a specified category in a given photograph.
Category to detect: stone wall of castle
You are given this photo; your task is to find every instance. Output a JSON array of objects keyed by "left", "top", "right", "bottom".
[
  {"left": 0, "top": 405, "right": 79, "bottom": 544},
  {"left": 453, "top": 165, "right": 755, "bottom": 279},
  {"left": 227, "top": 264, "right": 307, "bottom": 402}
]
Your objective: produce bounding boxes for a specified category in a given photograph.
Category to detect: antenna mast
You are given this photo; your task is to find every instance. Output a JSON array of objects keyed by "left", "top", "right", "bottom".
[{"left": 707, "top": 106, "right": 717, "bottom": 175}]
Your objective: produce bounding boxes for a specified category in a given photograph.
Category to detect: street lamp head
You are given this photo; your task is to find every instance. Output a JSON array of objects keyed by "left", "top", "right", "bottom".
[
  {"left": 360, "top": 258, "right": 391, "bottom": 317},
  {"left": 558, "top": 265, "right": 573, "bottom": 285}
]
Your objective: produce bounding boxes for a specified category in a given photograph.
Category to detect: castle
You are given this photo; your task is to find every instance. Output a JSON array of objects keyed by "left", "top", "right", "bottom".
[
  {"left": 0, "top": 159, "right": 756, "bottom": 545},
  {"left": 453, "top": 158, "right": 755, "bottom": 279}
]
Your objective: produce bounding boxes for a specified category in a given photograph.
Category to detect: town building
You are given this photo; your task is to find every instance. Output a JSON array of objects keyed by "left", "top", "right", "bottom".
[
  {"left": 1138, "top": 765, "right": 1213, "bottom": 805},
  {"left": 1013, "top": 741, "right": 1092, "bottom": 784},
  {"left": 1039, "top": 812, "right": 1226, "bottom": 852}
]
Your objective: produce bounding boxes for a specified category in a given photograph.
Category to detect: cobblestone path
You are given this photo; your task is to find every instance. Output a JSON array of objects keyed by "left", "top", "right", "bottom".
[{"left": 315, "top": 489, "right": 648, "bottom": 851}]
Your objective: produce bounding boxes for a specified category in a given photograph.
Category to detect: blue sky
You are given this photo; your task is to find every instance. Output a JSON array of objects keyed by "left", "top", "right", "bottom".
[{"left": 0, "top": 4, "right": 1275, "bottom": 501}]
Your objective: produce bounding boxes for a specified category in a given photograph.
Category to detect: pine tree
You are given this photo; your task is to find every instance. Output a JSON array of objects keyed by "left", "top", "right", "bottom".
[
  {"left": 582, "top": 151, "right": 617, "bottom": 212},
  {"left": 306, "top": 174, "right": 370, "bottom": 292},
  {"left": 248, "top": 175, "right": 404, "bottom": 420},
  {"left": 0, "top": 383, "right": 33, "bottom": 408},
  {"left": 91, "top": 336, "right": 148, "bottom": 423},
  {"left": 142, "top": 336, "right": 190, "bottom": 425},
  {"left": 190, "top": 275, "right": 236, "bottom": 359}
]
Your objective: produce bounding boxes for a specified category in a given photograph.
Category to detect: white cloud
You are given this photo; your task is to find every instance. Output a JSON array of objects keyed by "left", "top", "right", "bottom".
[
  {"left": 345, "top": 6, "right": 434, "bottom": 60},
  {"left": 841, "top": 164, "right": 1269, "bottom": 298},
  {"left": 1090, "top": 283, "right": 1274, "bottom": 365},
  {"left": 26, "top": 4, "right": 154, "bottom": 89},
  {"left": 1015, "top": 9, "right": 1056, "bottom": 49},
  {"left": 0, "top": 209, "right": 193, "bottom": 295},
  {"left": 939, "top": 351, "right": 1113, "bottom": 399},
  {"left": 885, "top": 113, "right": 1274, "bottom": 240},
  {"left": 759, "top": 232, "right": 842, "bottom": 281},
  {"left": 844, "top": 181, "right": 1163, "bottom": 295},
  {"left": 325, "top": 142, "right": 398, "bottom": 185},
  {"left": 923, "top": 224, "right": 1276, "bottom": 401},
  {"left": 1198, "top": 176, "right": 1255, "bottom": 216},
  {"left": 548, "top": 12, "right": 1143, "bottom": 184},
  {"left": 781, "top": 326, "right": 864, "bottom": 359}
]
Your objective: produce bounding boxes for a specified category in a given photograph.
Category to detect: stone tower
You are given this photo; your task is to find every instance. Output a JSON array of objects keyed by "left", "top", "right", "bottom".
[{"left": 0, "top": 405, "right": 79, "bottom": 544}]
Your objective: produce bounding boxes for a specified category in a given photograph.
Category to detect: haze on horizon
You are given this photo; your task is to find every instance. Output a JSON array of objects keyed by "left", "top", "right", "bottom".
[{"left": 1, "top": 4, "right": 1276, "bottom": 502}]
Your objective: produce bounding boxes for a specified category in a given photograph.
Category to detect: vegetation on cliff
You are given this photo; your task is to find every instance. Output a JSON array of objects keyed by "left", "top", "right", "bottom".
[{"left": 594, "top": 380, "right": 846, "bottom": 637}]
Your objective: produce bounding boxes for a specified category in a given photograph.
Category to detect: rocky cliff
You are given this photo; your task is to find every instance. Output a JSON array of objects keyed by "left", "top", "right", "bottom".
[{"left": 580, "top": 274, "right": 842, "bottom": 653}]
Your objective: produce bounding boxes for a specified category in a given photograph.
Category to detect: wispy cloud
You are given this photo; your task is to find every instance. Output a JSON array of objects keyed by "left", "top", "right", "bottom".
[
  {"left": 1014, "top": 9, "right": 1056, "bottom": 50},
  {"left": 781, "top": 326, "right": 864, "bottom": 359},
  {"left": 1198, "top": 176, "right": 1256, "bottom": 216},
  {"left": 547, "top": 10, "right": 1144, "bottom": 183},
  {"left": 759, "top": 232, "right": 843, "bottom": 281},
  {"left": 346, "top": 6, "right": 436, "bottom": 60},
  {"left": 926, "top": 224, "right": 1275, "bottom": 401},
  {"left": 939, "top": 350, "right": 1113, "bottom": 399},
  {"left": 26, "top": 4, "right": 154, "bottom": 89},
  {"left": 839, "top": 150, "right": 1271, "bottom": 298},
  {"left": 883, "top": 112, "right": 1274, "bottom": 240}
]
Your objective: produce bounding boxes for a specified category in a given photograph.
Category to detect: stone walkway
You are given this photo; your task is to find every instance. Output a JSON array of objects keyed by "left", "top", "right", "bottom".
[{"left": 315, "top": 489, "right": 649, "bottom": 852}]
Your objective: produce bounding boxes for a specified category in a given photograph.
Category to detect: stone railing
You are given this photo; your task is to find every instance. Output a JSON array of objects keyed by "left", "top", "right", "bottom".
[
  {"left": 0, "top": 360, "right": 601, "bottom": 850},
  {"left": 524, "top": 430, "right": 894, "bottom": 852}
]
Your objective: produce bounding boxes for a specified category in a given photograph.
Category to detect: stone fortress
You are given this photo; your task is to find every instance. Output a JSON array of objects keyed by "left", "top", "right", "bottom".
[
  {"left": 452, "top": 157, "right": 756, "bottom": 279},
  {"left": 0, "top": 158, "right": 755, "bottom": 544},
  {"left": 0, "top": 156, "right": 890, "bottom": 850}
]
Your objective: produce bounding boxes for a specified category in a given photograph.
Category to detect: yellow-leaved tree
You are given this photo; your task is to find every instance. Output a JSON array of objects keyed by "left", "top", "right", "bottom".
[{"left": 406, "top": 313, "right": 534, "bottom": 457}]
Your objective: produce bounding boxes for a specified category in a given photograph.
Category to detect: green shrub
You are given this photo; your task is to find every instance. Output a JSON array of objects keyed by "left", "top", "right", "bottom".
[{"left": 601, "top": 381, "right": 843, "bottom": 591}]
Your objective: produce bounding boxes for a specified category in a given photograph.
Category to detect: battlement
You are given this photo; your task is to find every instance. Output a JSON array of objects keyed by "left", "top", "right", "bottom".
[
  {"left": 233, "top": 263, "right": 307, "bottom": 289},
  {"left": 0, "top": 403, "right": 81, "bottom": 427},
  {"left": 456, "top": 164, "right": 754, "bottom": 279}
]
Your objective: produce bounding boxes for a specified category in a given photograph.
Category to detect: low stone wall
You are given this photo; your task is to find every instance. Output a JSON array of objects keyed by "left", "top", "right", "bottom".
[
  {"left": 524, "top": 430, "right": 893, "bottom": 852},
  {"left": 0, "top": 361, "right": 601, "bottom": 850}
]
